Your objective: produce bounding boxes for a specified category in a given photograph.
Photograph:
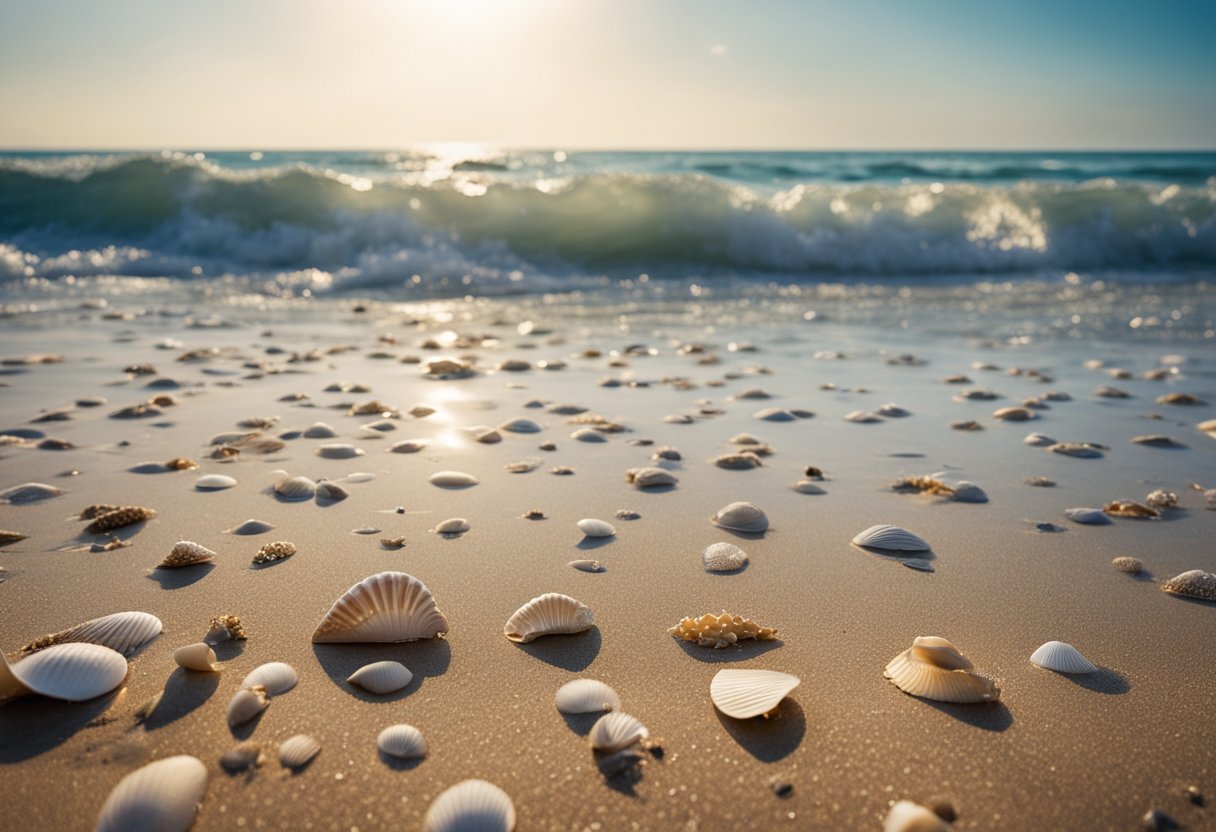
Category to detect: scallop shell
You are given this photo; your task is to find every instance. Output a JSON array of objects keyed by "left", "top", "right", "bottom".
[
  {"left": 571, "top": 428, "right": 608, "bottom": 442},
  {"left": 1161, "top": 569, "right": 1216, "bottom": 601},
  {"left": 624, "top": 467, "right": 679, "bottom": 488},
  {"left": 429, "top": 470, "right": 479, "bottom": 488},
  {"left": 227, "top": 518, "right": 275, "bottom": 535},
  {"left": 195, "top": 474, "right": 237, "bottom": 490},
  {"left": 226, "top": 686, "right": 269, "bottom": 728},
  {"left": 422, "top": 780, "right": 515, "bottom": 832},
  {"left": 702, "top": 542, "right": 748, "bottom": 572},
  {"left": 504, "top": 593, "right": 594, "bottom": 643},
  {"left": 389, "top": 439, "right": 428, "bottom": 453},
  {"left": 1112, "top": 556, "right": 1144, "bottom": 573},
  {"left": 173, "top": 643, "right": 219, "bottom": 672},
  {"left": 348, "top": 661, "right": 413, "bottom": 694},
  {"left": 19, "top": 611, "right": 162, "bottom": 658},
  {"left": 569, "top": 559, "right": 605, "bottom": 573},
  {"left": 0, "top": 642, "right": 127, "bottom": 702},
  {"left": 433, "top": 518, "right": 470, "bottom": 535},
  {"left": 884, "top": 636, "right": 999, "bottom": 703},
  {"left": 555, "top": 679, "right": 621, "bottom": 714},
  {"left": 242, "top": 662, "right": 298, "bottom": 695},
  {"left": 274, "top": 473, "right": 317, "bottom": 501},
  {"left": 754, "top": 407, "right": 796, "bottom": 422},
  {"left": 317, "top": 443, "right": 365, "bottom": 459},
  {"left": 499, "top": 418, "right": 542, "bottom": 433},
  {"left": 589, "top": 711, "right": 649, "bottom": 751},
  {"left": 303, "top": 422, "right": 338, "bottom": 438},
  {"left": 1064, "top": 507, "right": 1112, "bottom": 525},
  {"left": 709, "top": 668, "right": 800, "bottom": 719},
  {"left": 278, "top": 734, "right": 321, "bottom": 769},
  {"left": 710, "top": 501, "right": 769, "bottom": 533},
  {"left": 378, "top": 724, "right": 428, "bottom": 759},
  {"left": 1029, "top": 641, "right": 1098, "bottom": 674},
  {"left": 312, "top": 572, "right": 449, "bottom": 643},
  {"left": 852, "top": 524, "right": 931, "bottom": 552},
  {"left": 315, "top": 481, "right": 349, "bottom": 502},
  {"left": 159, "top": 540, "right": 216, "bottom": 568},
  {"left": 577, "top": 518, "right": 615, "bottom": 538},
  {"left": 94, "top": 756, "right": 207, "bottom": 832},
  {"left": 883, "top": 800, "right": 953, "bottom": 832}
]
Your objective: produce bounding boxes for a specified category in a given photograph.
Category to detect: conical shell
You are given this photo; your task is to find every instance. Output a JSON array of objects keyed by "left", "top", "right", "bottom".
[
  {"left": 577, "top": 518, "right": 615, "bottom": 538},
  {"left": 711, "top": 501, "right": 769, "bottom": 533},
  {"left": 423, "top": 780, "right": 515, "bottom": 832},
  {"left": 624, "top": 466, "right": 679, "bottom": 488},
  {"left": 173, "top": 643, "right": 219, "bottom": 672},
  {"left": 589, "top": 711, "right": 649, "bottom": 751},
  {"left": 278, "top": 734, "right": 321, "bottom": 769},
  {"left": 378, "top": 724, "right": 428, "bottom": 759},
  {"left": 227, "top": 686, "right": 269, "bottom": 728},
  {"left": 317, "top": 443, "right": 365, "bottom": 459},
  {"left": 0, "top": 482, "right": 65, "bottom": 504},
  {"left": 274, "top": 473, "right": 317, "bottom": 501},
  {"left": 195, "top": 474, "right": 237, "bottom": 490},
  {"left": 95, "top": 755, "right": 207, "bottom": 832},
  {"left": 159, "top": 541, "right": 216, "bottom": 568},
  {"left": 19, "top": 611, "right": 162, "bottom": 657},
  {"left": 227, "top": 519, "right": 275, "bottom": 535},
  {"left": 852, "top": 524, "right": 930, "bottom": 552},
  {"left": 348, "top": 661, "right": 413, "bottom": 694},
  {"left": 312, "top": 572, "right": 449, "bottom": 643},
  {"left": 709, "top": 668, "right": 800, "bottom": 719},
  {"left": 241, "top": 662, "right": 298, "bottom": 695},
  {"left": 500, "top": 418, "right": 542, "bottom": 433},
  {"left": 429, "top": 470, "right": 479, "bottom": 488},
  {"left": 1029, "top": 641, "right": 1098, "bottom": 674},
  {"left": 883, "top": 800, "right": 953, "bottom": 832},
  {"left": 3, "top": 642, "right": 127, "bottom": 702},
  {"left": 884, "top": 637, "right": 999, "bottom": 704},
  {"left": 1161, "top": 569, "right": 1216, "bottom": 601},
  {"left": 702, "top": 542, "right": 748, "bottom": 572},
  {"left": 504, "top": 593, "right": 594, "bottom": 643},
  {"left": 555, "top": 679, "right": 621, "bottom": 714}
]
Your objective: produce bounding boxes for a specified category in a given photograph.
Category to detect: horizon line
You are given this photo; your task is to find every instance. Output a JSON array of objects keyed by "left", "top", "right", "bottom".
[{"left": 2, "top": 145, "right": 1215, "bottom": 155}]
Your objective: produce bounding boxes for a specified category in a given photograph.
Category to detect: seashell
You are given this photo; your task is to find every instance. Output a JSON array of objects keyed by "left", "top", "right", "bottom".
[
  {"left": 1112, "top": 556, "right": 1144, "bottom": 573},
  {"left": 165, "top": 457, "right": 199, "bottom": 471},
  {"left": 950, "top": 481, "right": 988, "bottom": 503},
  {"left": 883, "top": 800, "right": 953, "bottom": 832},
  {"left": 195, "top": 474, "right": 237, "bottom": 490},
  {"left": 1157, "top": 392, "right": 1205, "bottom": 405},
  {"left": 992, "top": 406, "right": 1035, "bottom": 421},
  {"left": 710, "top": 668, "right": 800, "bottom": 719},
  {"left": 555, "top": 679, "right": 621, "bottom": 714},
  {"left": 433, "top": 518, "right": 470, "bottom": 535},
  {"left": 422, "top": 780, "right": 515, "bottom": 832},
  {"left": 577, "top": 518, "right": 615, "bottom": 538},
  {"left": 1030, "top": 641, "right": 1098, "bottom": 674},
  {"left": 499, "top": 418, "right": 542, "bottom": 433},
  {"left": 1131, "top": 435, "right": 1184, "bottom": 448},
  {"left": 0, "top": 642, "right": 127, "bottom": 702},
  {"left": 378, "top": 724, "right": 427, "bottom": 759},
  {"left": 669, "top": 612, "right": 777, "bottom": 649},
  {"left": 87, "top": 506, "right": 157, "bottom": 534},
  {"left": 951, "top": 419, "right": 983, "bottom": 431},
  {"left": 902, "top": 558, "right": 935, "bottom": 572},
  {"left": 409, "top": 404, "right": 437, "bottom": 418},
  {"left": 792, "top": 480, "right": 826, "bottom": 494},
  {"left": 712, "top": 452, "right": 762, "bottom": 470},
  {"left": 389, "top": 439, "right": 428, "bottom": 453},
  {"left": 878, "top": 403, "right": 909, "bottom": 417},
  {"left": 1093, "top": 385, "right": 1131, "bottom": 398},
  {"left": 94, "top": 755, "right": 208, "bottom": 832},
  {"left": 1197, "top": 418, "right": 1216, "bottom": 435},
  {"left": 589, "top": 711, "right": 649, "bottom": 751},
  {"left": 278, "top": 734, "right": 321, "bottom": 769},
  {"left": 571, "top": 427, "right": 608, "bottom": 442},
  {"left": 111, "top": 403, "right": 162, "bottom": 419},
  {"left": 253, "top": 541, "right": 296, "bottom": 563},
  {"left": 710, "top": 501, "right": 769, "bottom": 534},
  {"left": 852, "top": 524, "right": 930, "bottom": 552},
  {"left": 504, "top": 593, "right": 594, "bottom": 643},
  {"left": 219, "top": 741, "right": 264, "bottom": 772},
  {"left": 348, "top": 661, "right": 413, "bottom": 694},
  {"left": 210, "top": 430, "right": 257, "bottom": 446},
  {"left": 1161, "top": 569, "right": 1216, "bottom": 601},
  {"left": 1145, "top": 490, "right": 1178, "bottom": 510},
  {"left": 313, "top": 572, "right": 449, "bottom": 643},
  {"left": 302, "top": 422, "right": 338, "bottom": 438},
  {"left": 569, "top": 559, "right": 605, "bottom": 573},
  {"left": 274, "top": 473, "right": 317, "bottom": 501},
  {"left": 349, "top": 399, "right": 399, "bottom": 416},
  {"left": 361, "top": 419, "right": 398, "bottom": 432},
  {"left": 1049, "top": 442, "right": 1104, "bottom": 458},
  {"left": 884, "top": 636, "right": 998, "bottom": 704},
  {"left": 754, "top": 407, "right": 796, "bottom": 422},
  {"left": 702, "top": 542, "right": 748, "bottom": 572},
  {"left": 173, "top": 642, "right": 219, "bottom": 672},
  {"left": 1064, "top": 507, "right": 1111, "bottom": 525},
  {"left": 227, "top": 686, "right": 269, "bottom": 728},
  {"left": 159, "top": 541, "right": 216, "bottom": 568},
  {"left": 205, "top": 614, "right": 247, "bottom": 645},
  {"left": 317, "top": 443, "right": 365, "bottom": 459},
  {"left": 18, "top": 611, "right": 162, "bottom": 658},
  {"left": 0, "top": 529, "right": 27, "bottom": 546},
  {"left": 315, "top": 481, "right": 349, "bottom": 502},
  {"left": 1023, "top": 432, "right": 1056, "bottom": 446},
  {"left": 242, "top": 662, "right": 298, "bottom": 695},
  {"left": 663, "top": 413, "right": 694, "bottom": 424},
  {"left": 380, "top": 536, "right": 408, "bottom": 550},
  {"left": 624, "top": 467, "right": 678, "bottom": 488},
  {"left": 845, "top": 410, "right": 882, "bottom": 423},
  {"left": 504, "top": 458, "right": 543, "bottom": 473},
  {"left": 1104, "top": 500, "right": 1159, "bottom": 519},
  {"left": 651, "top": 446, "right": 681, "bottom": 461},
  {"left": 953, "top": 387, "right": 1000, "bottom": 401},
  {"left": 429, "top": 470, "right": 478, "bottom": 488}
]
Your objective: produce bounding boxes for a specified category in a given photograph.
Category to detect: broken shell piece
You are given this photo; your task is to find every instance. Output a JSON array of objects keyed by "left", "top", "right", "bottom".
[
  {"left": 165, "top": 458, "right": 199, "bottom": 471},
  {"left": 315, "top": 481, "right": 349, "bottom": 502},
  {"left": 380, "top": 536, "right": 407, "bottom": 550},
  {"left": 195, "top": 474, "right": 237, "bottom": 490},
  {"left": 569, "top": 559, "right": 605, "bottom": 573},
  {"left": 253, "top": 541, "right": 296, "bottom": 564},
  {"left": 878, "top": 403, "right": 909, "bottom": 417},
  {"left": 669, "top": 612, "right": 777, "bottom": 649},
  {"left": 577, "top": 518, "right": 615, "bottom": 538},
  {"left": 1093, "top": 385, "right": 1131, "bottom": 398},
  {"left": 853, "top": 525, "right": 930, "bottom": 552},
  {"left": 754, "top": 407, "right": 796, "bottom": 422},
  {"left": 1112, "top": 556, "right": 1144, "bottom": 573},
  {"left": 1023, "top": 433, "right": 1056, "bottom": 446},
  {"left": 1145, "top": 490, "right": 1178, "bottom": 510},
  {"left": 429, "top": 471, "right": 478, "bottom": 488},
  {"left": 173, "top": 643, "right": 219, "bottom": 672},
  {"left": 378, "top": 724, "right": 427, "bottom": 759},
  {"left": 1131, "top": 434, "right": 1184, "bottom": 448},
  {"left": 241, "top": 662, "right": 297, "bottom": 696},
  {"left": 504, "top": 593, "right": 594, "bottom": 643},
  {"left": 94, "top": 755, "right": 208, "bottom": 832},
  {"left": 0, "top": 529, "right": 27, "bottom": 546},
  {"left": 303, "top": 422, "right": 338, "bottom": 438},
  {"left": 624, "top": 467, "right": 678, "bottom": 488},
  {"left": 1103, "top": 500, "right": 1160, "bottom": 519},
  {"left": 0, "top": 642, "right": 128, "bottom": 702},
  {"left": 589, "top": 711, "right": 649, "bottom": 752},
  {"left": 710, "top": 668, "right": 800, "bottom": 719},
  {"left": 702, "top": 542, "right": 748, "bottom": 572},
  {"left": 159, "top": 541, "right": 216, "bottom": 568},
  {"left": 422, "top": 780, "right": 515, "bottom": 832},
  {"left": 1161, "top": 569, "right": 1216, "bottom": 601},
  {"left": 884, "top": 636, "right": 998, "bottom": 704},
  {"left": 845, "top": 410, "right": 882, "bottom": 423},
  {"left": 1157, "top": 392, "right": 1206, "bottom": 405},
  {"left": 499, "top": 417, "right": 542, "bottom": 433},
  {"left": 1029, "top": 641, "right": 1098, "bottom": 674},
  {"left": 278, "top": 735, "right": 321, "bottom": 769},
  {"left": 883, "top": 800, "right": 953, "bottom": 832},
  {"left": 348, "top": 661, "right": 413, "bottom": 695},
  {"left": 18, "top": 611, "right": 162, "bottom": 658},
  {"left": 1064, "top": 508, "right": 1111, "bottom": 525},
  {"left": 710, "top": 501, "right": 768, "bottom": 533},
  {"left": 950, "top": 482, "right": 989, "bottom": 503},
  {"left": 555, "top": 679, "right": 621, "bottom": 714},
  {"left": 313, "top": 572, "right": 449, "bottom": 643},
  {"left": 0, "top": 482, "right": 65, "bottom": 504},
  {"left": 205, "top": 614, "right": 247, "bottom": 645},
  {"left": 226, "top": 686, "right": 269, "bottom": 728},
  {"left": 87, "top": 506, "right": 156, "bottom": 534}
]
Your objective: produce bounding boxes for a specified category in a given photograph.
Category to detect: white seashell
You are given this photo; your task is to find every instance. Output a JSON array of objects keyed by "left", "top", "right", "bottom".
[
  {"left": 433, "top": 518, "right": 470, "bottom": 535},
  {"left": 226, "top": 518, "right": 275, "bottom": 535},
  {"left": 195, "top": 474, "right": 237, "bottom": 490},
  {"left": 378, "top": 724, "right": 428, "bottom": 759},
  {"left": 278, "top": 734, "right": 321, "bottom": 769},
  {"left": 94, "top": 756, "right": 207, "bottom": 832},
  {"left": 0, "top": 482, "right": 66, "bottom": 504},
  {"left": 422, "top": 780, "right": 515, "bottom": 832},
  {"left": 845, "top": 410, "right": 882, "bottom": 423},
  {"left": 754, "top": 407, "right": 796, "bottom": 422},
  {"left": 1030, "top": 641, "right": 1098, "bottom": 674},
  {"left": 1, "top": 642, "right": 127, "bottom": 702},
  {"left": 317, "top": 443, "right": 365, "bottom": 459},
  {"left": 555, "top": 679, "right": 621, "bottom": 714},
  {"left": 226, "top": 686, "right": 269, "bottom": 728},
  {"left": 710, "top": 501, "right": 769, "bottom": 533},
  {"left": 852, "top": 524, "right": 931, "bottom": 552},
  {"left": 389, "top": 439, "right": 428, "bottom": 453},
  {"left": 883, "top": 800, "right": 953, "bottom": 832},
  {"left": 710, "top": 669, "right": 800, "bottom": 719},
  {"left": 792, "top": 480, "right": 825, "bottom": 494},
  {"left": 569, "top": 559, "right": 605, "bottom": 573},
  {"left": 274, "top": 473, "right": 317, "bottom": 501},
  {"left": 429, "top": 470, "right": 478, "bottom": 488},
  {"left": 315, "top": 481, "right": 349, "bottom": 501},
  {"left": 313, "top": 572, "right": 449, "bottom": 643},
  {"left": 1023, "top": 432, "right": 1056, "bottom": 446},
  {"left": 589, "top": 711, "right": 649, "bottom": 751},
  {"left": 173, "top": 643, "right": 218, "bottom": 672},
  {"left": 302, "top": 422, "right": 338, "bottom": 438},
  {"left": 702, "top": 542, "right": 748, "bottom": 572},
  {"left": 241, "top": 662, "right": 298, "bottom": 696},
  {"left": 499, "top": 418, "right": 542, "bottom": 433},
  {"left": 950, "top": 481, "right": 988, "bottom": 503},
  {"left": 571, "top": 428, "right": 608, "bottom": 442},
  {"left": 625, "top": 467, "right": 679, "bottom": 488},
  {"left": 577, "top": 518, "right": 615, "bottom": 538},
  {"left": 348, "top": 661, "right": 413, "bottom": 694},
  {"left": 1064, "top": 507, "right": 1112, "bottom": 525},
  {"left": 23, "top": 611, "right": 162, "bottom": 657},
  {"left": 504, "top": 593, "right": 594, "bottom": 643},
  {"left": 884, "top": 636, "right": 999, "bottom": 704},
  {"left": 1161, "top": 569, "right": 1216, "bottom": 601}
]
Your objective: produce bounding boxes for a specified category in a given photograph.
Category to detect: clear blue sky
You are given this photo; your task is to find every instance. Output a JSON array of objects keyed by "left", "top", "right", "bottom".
[{"left": 0, "top": 0, "right": 1213, "bottom": 149}]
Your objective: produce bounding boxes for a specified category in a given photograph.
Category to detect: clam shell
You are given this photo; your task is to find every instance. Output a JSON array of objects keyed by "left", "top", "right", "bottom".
[
  {"left": 883, "top": 800, "right": 953, "bottom": 832},
  {"left": 0, "top": 482, "right": 65, "bottom": 504},
  {"left": 754, "top": 407, "right": 796, "bottom": 422},
  {"left": 577, "top": 518, "right": 615, "bottom": 538},
  {"left": 571, "top": 428, "right": 608, "bottom": 442},
  {"left": 624, "top": 467, "right": 679, "bottom": 488},
  {"left": 226, "top": 686, "right": 269, "bottom": 728},
  {"left": 226, "top": 518, "right": 275, "bottom": 535},
  {"left": 555, "top": 679, "right": 621, "bottom": 714},
  {"left": 429, "top": 470, "right": 478, "bottom": 488},
  {"left": 315, "top": 481, "right": 349, "bottom": 502},
  {"left": 702, "top": 542, "right": 748, "bottom": 572},
  {"left": 94, "top": 756, "right": 207, "bottom": 832},
  {"left": 378, "top": 724, "right": 428, "bottom": 759},
  {"left": 389, "top": 439, "right": 428, "bottom": 453},
  {"left": 195, "top": 474, "right": 237, "bottom": 490},
  {"left": 709, "top": 669, "right": 800, "bottom": 719},
  {"left": 884, "top": 637, "right": 998, "bottom": 704},
  {"left": 423, "top": 780, "right": 515, "bottom": 832},
  {"left": 317, "top": 443, "right": 365, "bottom": 459},
  {"left": 302, "top": 422, "right": 338, "bottom": 438},
  {"left": 1161, "top": 569, "right": 1216, "bottom": 601},
  {"left": 274, "top": 473, "right": 317, "bottom": 501},
  {"left": 569, "top": 559, "right": 605, "bottom": 573},
  {"left": 1049, "top": 442, "right": 1104, "bottom": 459},
  {"left": 499, "top": 418, "right": 542, "bottom": 433},
  {"left": 20, "top": 611, "right": 162, "bottom": 657},
  {"left": 589, "top": 711, "right": 649, "bottom": 751},
  {"left": 1029, "top": 641, "right": 1098, "bottom": 674},
  {"left": 712, "top": 452, "right": 762, "bottom": 469},
  {"left": 504, "top": 593, "right": 594, "bottom": 643},
  {"left": 173, "top": 643, "right": 219, "bottom": 672},
  {"left": 710, "top": 501, "right": 769, "bottom": 533},
  {"left": 852, "top": 524, "right": 930, "bottom": 552},
  {"left": 434, "top": 518, "right": 470, "bottom": 535},
  {"left": 1064, "top": 507, "right": 1111, "bottom": 525},
  {"left": 2, "top": 642, "right": 127, "bottom": 702},
  {"left": 348, "top": 661, "right": 414, "bottom": 694},
  {"left": 159, "top": 540, "right": 216, "bottom": 568},
  {"left": 241, "top": 662, "right": 298, "bottom": 695},
  {"left": 312, "top": 572, "right": 449, "bottom": 643},
  {"left": 278, "top": 734, "right": 321, "bottom": 769}
]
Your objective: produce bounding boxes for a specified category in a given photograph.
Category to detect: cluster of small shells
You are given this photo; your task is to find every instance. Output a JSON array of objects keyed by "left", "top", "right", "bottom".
[{"left": 668, "top": 612, "right": 777, "bottom": 649}]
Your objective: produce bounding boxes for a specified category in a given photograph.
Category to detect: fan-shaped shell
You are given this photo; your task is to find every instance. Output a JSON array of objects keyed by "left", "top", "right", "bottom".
[
  {"left": 227, "top": 686, "right": 269, "bottom": 727},
  {"left": 423, "top": 780, "right": 515, "bottom": 832},
  {"left": 1030, "top": 641, "right": 1098, "bottom": 674},
  {"left": 348, "top": 661, "right": 414, "bottom": 695},
  {"left": 504, "top": 593, "right": 594, "bottom": 643},
  {"left": 2, "top": 642, "right": 127, "bottom": 702},
  {"left": 159, "top": 540, "right": 216, "bottom": 568},
  {"left": 884, "top": 637, "right": 998, "bottom": 703},
  {"left": 434, "top": 518, "right": 470, "bottom": 535},
  {"left": 389, "top": 439, "right": 428, "bottom": 453},
  {"left": 226, "top": 518, "right": 275, "bottom": 535},
  {"left": 555, "top": 679, "right": 621, "bottom": 714},
  {"left": 241, "top": 662, "right": 298, "bottom": 695},
  {"left": 173, "top": 642, "right": 219, "bottom": 672},
  {"left": 278, "top": 734, "right": 321, "bottom": 769},
  {"left": 852, "top": 524, "right": 930, "bottom": 552},
  {"left": 312, "top": 572, "right": 449, "bottom": 643},
  {"left": 94, "top": 756, "right": 207, "bottom": 832},
  {"left": 274, "top": 473, "right": 317, "bottom": 501},
  {"left": 571, "top": 428, "right": 608, "bottom": 442},
  {"left": 702, "top": 542, "right": 748, "bottom": 572},
  {"left": 1064, "top": 507, "right": 1111, "bottom": 525},
  {"left": 711, "top": 501, "right": 769, "bottom": 533},
  {"left": 499, "top": 418, "right": 542, "bottom": 433},
  {"left": 0, "top": 482, "right": 65, "bottom": 504},
  {"left": 303, "top": 422, "right": 338, "bottom": 438},
  {"left": 378, "top": 724, "right": 428, "bottom": 759},
  {"left": 883, "top": 800, "right": 953, "bottom": 832},
  {"left": 21, "top": 611, "right": 162, "bottom": 657},
  {"left": 754, "top": 407, "right": 796, "bottom": 422},
  {"left": 589, "top": 711, "right": 649, "bottom": 751},
  {"left": 709, "top": 668, "right": 800, "bottom": 719},
  {"left": 317, "top": 443, "right": 364, "bottom": 459},
  {"left": 195, "top": 474, "right": 237, "bottom": 490},
  {"left": 429, "top": 470, "right": 478, "bottom": 488},
  {"left": 577, "top": 518, "right": 615, "bottom": 538},
  {"left": 624, "top": 467, "right": 679, "bottom": 488},
  {"left": 1161, "top": 569, "right": 1216, "bottom": 601}
]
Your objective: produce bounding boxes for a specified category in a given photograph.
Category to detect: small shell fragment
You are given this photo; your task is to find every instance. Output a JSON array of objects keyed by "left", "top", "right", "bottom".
[
  {"left": 429, "top": 471, "right": 478, "bottom": 488},
  {"left": 87, "top": 506, "right": 156, "bottom": 534},
  {"left": 669, "top": 612, "right": 776, "bottom": 649},
  {"left": 1112, "top": 556, "right": 1144, "bottom": 573},
  {"left": 883, "top": 800, "right": 953, "bottom": 832},
  {"left": 569, "top": 559, "right": 605, "bottom": 573},
  {"left": 1103, "top": 500, "right": 1160, "bottom": 519},
  {"left": 226, "top": 519, "right": 275, "bottom": 535},
  {"left": 433, "top": 518, "right": 470, "bottom": 536},
  {"left": 159, "top": 541, "right": 216, "bottom": 568},
  {"left": 226, "top": 686, "right": 269, "bottom": 728},
  {"left": 195, "top": 474, "right": 237, "bottom": 490},
  {"left": 205, "top": 614, "right": 247, "bottom": 645},
  {"left": 317, "top": 443, "right": 365, "bottom": 459},
  {"left": 577, "top": 518, "right": 615, "bottom": 538},
  {"left": 253, "top": 541, "right": 296, "bottom": 564}
]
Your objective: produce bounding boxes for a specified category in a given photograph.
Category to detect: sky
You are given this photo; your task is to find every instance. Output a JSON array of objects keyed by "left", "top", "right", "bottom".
[{"left": 1, "top": 0, "right": 1214, "bottom": 150}]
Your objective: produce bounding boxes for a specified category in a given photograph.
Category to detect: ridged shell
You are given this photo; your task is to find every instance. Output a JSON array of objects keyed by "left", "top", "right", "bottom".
[
  {"left": 577, "top": 518, "right": 615, "bottom": 538},
  {"left": 0, "top": 482, "right": 65, "bottom": 504},
  {"left": 504, "top": 593, "right": 594, "bottom": 643},
  {"left": 754, "top": 407, "right": 796, "bottom": 422},
  {"left": 20, "top": 611, "right": 162, "bottom": 657},
  {"left": 1029, "top": 641, "right": 1098, "bottom": 674},
  {"left": 312, "top": 572, "right": 449, "bottom": 643},
  {"left": 702, "top": 542, "right": 748, "bottom": 572},
  {"left": 434, "top": 518, "right": 470, "bottom": 535},
  {"left": 2, "top": 642, "right": 127, "bottom": 702},
  {"left": 589, "top": 711, "right": 649, "bottom": 751},
  {"left": 423, "top": 780, "right": 515, "bottom": 832},
  {"left": 1161, "top": 569, "right": 1216, "bottom": 601},
  {"left": 94, "top": 756, "right": 207, "bottom": 832},
  {"left": 317, "top": 443, "right": 365, "bottom": 459},
  {"left": 883, "top": 800, "right": 953, "bottom": 832},
  {"left": 710, "top": 501, "right": 769, "bottom": 533},
  {"left": 429, "top": 470, "right": 478, "bottom": 488},
  {"left": 87, "top": 506, "right": 156, "bottom": 534},
  {"left": 852, "top": 524, "right": 931, "bottom": 552},
  {"left": 159, "top": 540, "right": 216, "bottom": 568},
  {"left": 274, "top": 474, "right": 317, "bottom": 501},
  {"left": 709, "top": 669, "right": 800, "bottom": 719},
  {"left": 499, "top": 418, "right": 542, "bottom": 433},
  {"left": 555, "top": 679, "right": 621, "bottom": 714},
  {"left": 569, "top": 559, "right": 605, "bottom": 573},
  {"left": 226, "top": 686, "right": 269, "bottom": 727},
  {"left": 389, "top": 439, "right": 428, "bottom": 453},
  {"left": 378, "top": 724, "right": 428, "bottom": 759},
  {"left": 195, "top": 474, "right": 237, "bottom": 490},
  {"left": 1064, "top": 507, "right": 1111, "bottom": 525},
  {"left": 278, "top": 734, "right": 321, "bottom": 769},
  {"left": 241, "top": 662, "right": 298, "bottom": 695},
  {"left": 226, "top": 518, "right": 275, "bottom": 535},
  {"left": 348, "top": 661, "right": 414, "bottom": 694},
  {"left": 173, "top": 643, "right": 219, "bottom": 672},
  {"left": 624, "top": 467, "right": 679, "bottom": 488},
  {"left": 884, "top": 637, "right": 999, "bottom": 703},
  {"left": 303, "top": 422, "right": 338, "bottom": 438}
]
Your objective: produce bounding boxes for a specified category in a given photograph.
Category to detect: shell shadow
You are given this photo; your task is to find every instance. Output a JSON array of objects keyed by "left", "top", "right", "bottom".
[
  {"left": 75, "top": 520, "right": 151, "bottom": 543},
  {"left": 596, "top": 748, "right": 647, "bottom": 796},
  {"left": 1059, "top": 667, "right": 1131, "bottom": 695},
  {"left": 717, "top": 528, "right": 767, "bottom": 541},
  {"left": 128, "top": 463, "right": 172, "bottom": 474},
  {"left": 379, "top": 753, "right": 425, "bottom": 771},
  {"left": 921, "top": 699, "right": 1013, "bottom": 732},
  {"left": 147, "top": 563, "right": 215, "bottom": 589},
  {"left": 561, "top": 712, "right": 601, "bottom": 737},
  {"left": 311, "top": 639, "right": 452, "bottom": 700},
  {"left": 0, "top": 689, "right": 120, "bottom": 762},
  {"left": 675, "top": 639, "right": 784, "bottom": 664},
  {"left": 714, "top": 698, "right": 806, "bottom": 762},
  {"left": 575, "top": 537, "right": 614, "bottom": 551},
  {"left": 212, "top": 640, "right": 248, "bottom": 661},
  {"left": 854, "top": 544, "right": 936, "bottom": 562},
  {"left": 705, "top": 561, "right": 750, "bottom": 576},
  {"left": 635, "top": 484, "right": 677, "bottom": 495},
  {"left": 516, "top": 627, "right": 601, "bottom": 671},
  {"left": 229, "top": 707, "right": 268, "bottom": 740},
  {"left": 249, "top": 558, "right": 293, "bottom": 571},
  {"left": 139, "top": 669, "right": 220, "bottom": 730}
]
